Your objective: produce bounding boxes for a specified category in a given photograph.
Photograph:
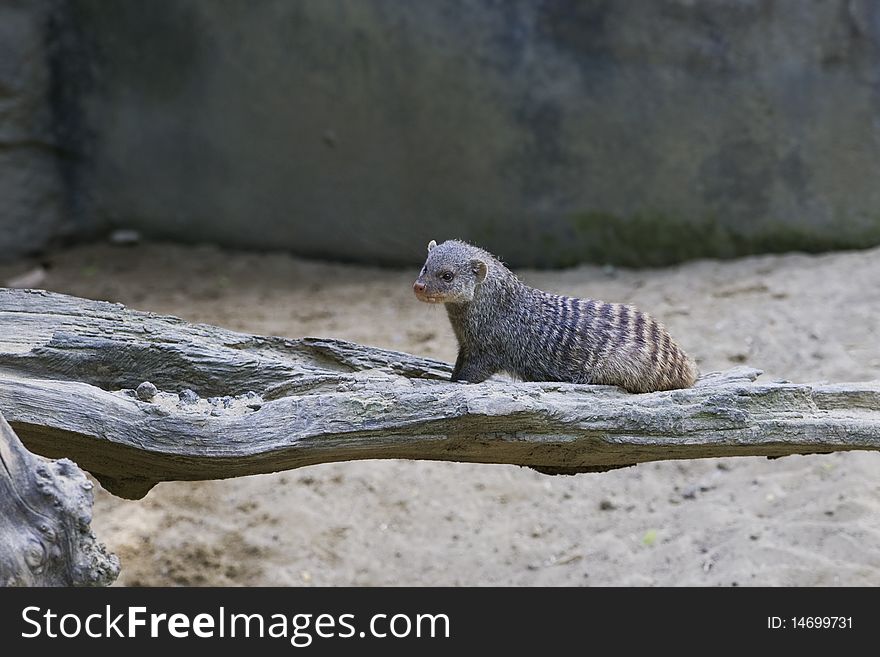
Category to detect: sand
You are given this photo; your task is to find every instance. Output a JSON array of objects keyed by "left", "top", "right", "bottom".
[{"left": 3, "top": 241, "right": 879, "bottom": 586}]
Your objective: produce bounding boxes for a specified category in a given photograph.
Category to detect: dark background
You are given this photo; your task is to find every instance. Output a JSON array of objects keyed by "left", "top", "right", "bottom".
[{"left": 5, "top": 0, "right": 880, "bottom": 266}]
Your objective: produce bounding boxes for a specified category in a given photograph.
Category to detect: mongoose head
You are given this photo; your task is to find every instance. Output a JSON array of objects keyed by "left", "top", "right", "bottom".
[{"left": 413, "top": 239, "right": 489, "bottom": 304}]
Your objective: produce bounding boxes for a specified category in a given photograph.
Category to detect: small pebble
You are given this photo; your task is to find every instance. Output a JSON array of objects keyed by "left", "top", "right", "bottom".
[
  {"left": 5, "top": 266, "right": 47, "bottom": 289},
  {"left": 109, "top": 228, "right": 142, "bottom": 245},
  {"left": 136, "top": 381, "right": 158, "bottom": 401},
  {"left": 178, "top": 389, "right": 199, "bottom": 404}
]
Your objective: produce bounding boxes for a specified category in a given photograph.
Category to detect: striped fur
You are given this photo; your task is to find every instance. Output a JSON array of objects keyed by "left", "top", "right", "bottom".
[{"left": 414, "top": 240, "right": 699, "bottom": 393}]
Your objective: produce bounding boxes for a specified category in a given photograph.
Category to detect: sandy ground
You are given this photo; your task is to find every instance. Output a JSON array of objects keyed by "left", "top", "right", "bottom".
[{"left": 3, "top": 241, "right": 879, "bottom": 586}]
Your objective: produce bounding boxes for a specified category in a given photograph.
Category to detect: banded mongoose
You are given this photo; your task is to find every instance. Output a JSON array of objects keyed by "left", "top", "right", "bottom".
[{"left": 413, "top": 239, "right": 698, "bottom": 393}]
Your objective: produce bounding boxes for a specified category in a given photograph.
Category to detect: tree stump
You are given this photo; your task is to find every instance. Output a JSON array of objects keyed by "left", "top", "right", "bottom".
[{"left": 0, "top": 411, "right": 118, "bottom": 586}]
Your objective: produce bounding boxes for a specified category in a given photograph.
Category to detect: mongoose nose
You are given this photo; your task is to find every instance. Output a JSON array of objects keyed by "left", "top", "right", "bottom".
[{"left": 413, "top": 281, "right": 426, "bottom": 293}]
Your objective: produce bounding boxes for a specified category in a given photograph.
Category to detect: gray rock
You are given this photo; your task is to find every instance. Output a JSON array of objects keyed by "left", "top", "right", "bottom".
[
  {"left": 5, "top": 266, "right": 47, "bottom": 289},
  {"left": 178, "top": 388, "right": 199, "bottom": 405},
  {"left": 135, "top": 381, "right": 158, "bottom": 401},
  {"left": 109, "top": 228, "right": 142, "bottom": 246}
]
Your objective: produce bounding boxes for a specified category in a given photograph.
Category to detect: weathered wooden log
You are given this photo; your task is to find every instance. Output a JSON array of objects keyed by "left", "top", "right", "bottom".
[
  {"left": 1, "top": 288, "right": 878, "bottom": 500},
  {"left": 0, "top": 411, "right": 119, "bottom": 586}
]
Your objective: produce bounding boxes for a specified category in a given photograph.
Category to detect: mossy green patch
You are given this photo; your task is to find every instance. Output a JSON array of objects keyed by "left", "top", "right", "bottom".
[{"left": 565, "top": 211, "right": 880, "bottom": 268}]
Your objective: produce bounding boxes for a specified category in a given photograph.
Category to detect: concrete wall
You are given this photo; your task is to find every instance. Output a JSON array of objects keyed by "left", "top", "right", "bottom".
[
  {"left": 6, "top": 0, "right": 880, "bottom": 266},
  {"left": 0, "top": 0, "right": 66, "bottom": 260}
]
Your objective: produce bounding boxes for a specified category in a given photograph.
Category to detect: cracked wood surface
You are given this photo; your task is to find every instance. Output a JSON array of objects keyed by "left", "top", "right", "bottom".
[
  {"left": 1, "top": 288, "right": 878, "bottom": 499},
  {"left": 0, "top": 411, "right": 119, "bottom": 586}
]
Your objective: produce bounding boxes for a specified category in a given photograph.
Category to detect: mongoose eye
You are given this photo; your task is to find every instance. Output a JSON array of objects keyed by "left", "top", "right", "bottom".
[{"left": 441, "top": 271, "right": 454, "bottom": 282}]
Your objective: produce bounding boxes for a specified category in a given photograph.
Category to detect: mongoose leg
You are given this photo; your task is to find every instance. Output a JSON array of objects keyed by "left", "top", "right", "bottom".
[{"left": 451, "top": 351, "right": 495, "bottom": 383}]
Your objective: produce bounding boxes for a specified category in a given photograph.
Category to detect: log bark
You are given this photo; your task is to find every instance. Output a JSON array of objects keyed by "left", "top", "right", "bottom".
[
  {"left": 0, "top": 411, "right": 119, "bottom": 586},
  {"left": 1, "top": 288, "right": 878, "bottom": 500}
]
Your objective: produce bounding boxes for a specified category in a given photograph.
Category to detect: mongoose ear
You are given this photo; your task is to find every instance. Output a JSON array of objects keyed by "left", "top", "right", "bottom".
[
  {"left": 427, "top": 240, "right": 437, "bottom": 252},
  {"left": 472, "top": 259, "right": 488, "bottom": 283}
]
